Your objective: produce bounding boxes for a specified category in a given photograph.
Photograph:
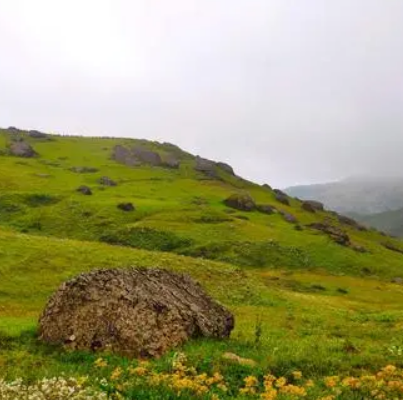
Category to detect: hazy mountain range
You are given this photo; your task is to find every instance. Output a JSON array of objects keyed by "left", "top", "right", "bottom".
[{"left": 285, "top": 176, "right": 403, "bottom": 237}]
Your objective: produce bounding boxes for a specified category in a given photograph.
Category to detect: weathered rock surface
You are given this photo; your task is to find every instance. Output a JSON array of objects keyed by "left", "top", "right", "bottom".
[
  {"left": 77, "top": 186, "right": 92, "bottom": 195},
  {"left": 39, "top": 268, "right": 234, "bottom": 358},
  {"left": 112, "top": 145, "right": 140, "bottom": 166},
  {"left": 9, "top": 141, "right": 37, "bottom": 157},
  {"left": 224, "top": 193, "right": 256, "bottom": 211},
  {"left": 337, "top": 213, "right": 367, "bottom": 231},
  {"left": 301, "top": 200, "right": 324, "bottom": 213},
  {"left": 132, "top": 146, "right": 163, "bottom": 166}
]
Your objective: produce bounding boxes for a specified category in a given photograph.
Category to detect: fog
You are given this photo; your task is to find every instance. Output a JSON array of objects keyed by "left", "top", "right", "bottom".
[{"left": 1, "top": 0, "right": 402, "bottom": 187}]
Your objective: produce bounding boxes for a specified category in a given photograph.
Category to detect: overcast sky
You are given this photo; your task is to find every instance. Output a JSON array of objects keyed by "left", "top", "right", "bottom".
[{"left": 1, "top": 0, "right": 403, "bottom": 187}]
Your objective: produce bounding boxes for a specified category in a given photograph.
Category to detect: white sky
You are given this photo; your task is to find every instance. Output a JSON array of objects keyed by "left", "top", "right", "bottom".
[{"left": 1, "top": 0, "right": 403, "bottom": 187}]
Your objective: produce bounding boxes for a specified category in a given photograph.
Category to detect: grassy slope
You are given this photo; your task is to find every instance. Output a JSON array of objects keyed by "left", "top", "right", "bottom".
[
  {"left": 0, "top": 129, "right": 403, "bottom": 278},
  {"left": 1, "top": 128, "right": 403, "bottom": 396}
]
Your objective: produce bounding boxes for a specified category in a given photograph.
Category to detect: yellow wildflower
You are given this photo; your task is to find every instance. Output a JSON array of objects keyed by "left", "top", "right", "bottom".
[
  {"left": 244, "top": 375, "right": 259, "bottom": 387},
  {"left": 275, "top": 377, "right": 287, "bottom": 388},
  {"left": 292, "top": 371, "right": 303, "bottom": 380},
  {"left": 110, "top": 367, "right": 123, "bottom": 381},
  {"left": 94, "top": 358, "right": 108, "bottom": 368}
]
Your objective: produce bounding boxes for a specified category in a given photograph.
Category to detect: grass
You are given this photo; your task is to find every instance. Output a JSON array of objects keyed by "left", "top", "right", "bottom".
[{"left": 1, "top": 127, "right": 403, "bottom": 398}]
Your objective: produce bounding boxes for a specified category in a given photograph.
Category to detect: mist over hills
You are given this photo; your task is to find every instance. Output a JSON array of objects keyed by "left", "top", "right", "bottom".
[{"left": 285, "top": 176, "right": 403, "bottom": 237}]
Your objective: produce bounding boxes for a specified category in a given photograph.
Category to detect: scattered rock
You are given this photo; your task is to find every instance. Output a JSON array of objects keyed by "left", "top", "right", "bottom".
[
  {"left": 28, "top": 130, "right": 48, "bottom": 139},
  {"left": 70, "top": 167, "right": 99, "bottom": 174},
  {"left": 256, "top": 204, "right": 276, "bottom": 215},
  {"left": 221, "top": 352, "right": 257, "bottom": 367},
  {"left": 294, "top": 225, "right": 303, "bottom": 231},
  {"left": 301, "top": 200, "right": 324, "bottom": 213},
  {"left": 350, "top": 244, "right": 368, "bottom": 253},
  {"left": 308, "top": 223, "right": 351, "bottom": 246},
  {"left": 224, "top": 193, "right": 256, "bottom": 212},
  {"left": 39, "top": 268, "right": 234, "bottom": 358},
  {"left": 391, "top": 277, "right": 403, "bottom": 285},
  {"left": 117, "top": 202, "right": 135, "bottom": 212},
  {"left": 9, "top": 141, "right": 37, "bottom": 158},
  {"left": 336, "top": 214, "right": 367, "bottom": 231},
  {"left": 35, "top": 174, "right": 51, "bottom": 178},
  {"left": 279, "top": 211, "right": 298, "bottom": 224},
  {"left": 383, "top": 242, "right": 403, "bottom": 255},
  {"left": 7, "top": 126, "right": 22, "bottom": 133},
  {"left": 274, "top": 189, "right": 290, "bottom": 206},
  {"left": 77, "top": 186, "right": 92, "bottom": 196},
  {"left": 99, "top": 176, "right": 117, "bottom": 187},
  {"left": 217, "top": 162, "right": 235, "bottom": 175},
  {"left": 262, "top": 184, "right": 272, "bottom": 190}
]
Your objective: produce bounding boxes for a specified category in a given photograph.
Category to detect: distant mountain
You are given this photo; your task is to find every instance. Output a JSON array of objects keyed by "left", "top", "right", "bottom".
[
  {"left": 285, "top": 176, "right": 403, "bottom": 215},
  {"left": 357, "top": 208, "right": 403, "bottom": 238}
]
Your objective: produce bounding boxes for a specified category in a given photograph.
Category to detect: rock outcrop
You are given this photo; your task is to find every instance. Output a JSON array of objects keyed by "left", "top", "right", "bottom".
[
  {"left": 273, "top": 189, "right": 290, "bottom": 206},
  {"left": 77, "top": 186, "right": 92, "bottom": 195},
  {"left": 117, "top": 202, "right": 135, "bottom": 212},
  {"left": 301, "top": 200, "right": 324, "bottom": 213},
  {"left": 99, "top": 176, "right": 117, "bottom": 186},
  {"left": 39, "top": 268, "right": 234, "bottom": 358},
  {"left": 224, "top": 193, "right": 256, "bottom": 211},
  {"left": 9, "top": 141, "right": 37, "bottom": 158}
]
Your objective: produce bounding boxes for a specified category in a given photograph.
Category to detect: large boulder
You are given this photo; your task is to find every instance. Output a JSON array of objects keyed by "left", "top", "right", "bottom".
[
  {"left": 77, "top": 185, "right": 92, "bottom": 195},
  {"left": 217, "top": 162, "right": 235, "bottom": 176},
  {"left": 38, "top": 268, "right": 234, "bottom": 358},
  {"left": 256, "top": 204, "right": 276, "bottom": 215},
  {"left": 273, "top": 189, "right": 290, "bottom": 206},
  {"left": 112, "top": 145, "right": 140, "bottom": 166},
  {"left": 132, "top": 146, "right": 163, "bottom": 166},
  {"left": 224, "top": 193, "right": 256, "bottom": 211},
  {"left": 28, "top": 130, "right": 49, "bottom": 139},
  {"left": 336, "top": 213, "right": 368, "bottom": 231},
  {"left": 9, "top": 141, "right": 37, "bottom": 157},
  {"left": 301, "top": 200, "right": 324, "bottom": 213},
  {"left": 195, "top": 157, "right": 218, "bottom": 178}
]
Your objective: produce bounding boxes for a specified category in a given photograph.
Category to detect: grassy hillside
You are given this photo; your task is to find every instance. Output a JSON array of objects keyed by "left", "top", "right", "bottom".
[
  {"left": 1, "top": 128, "right": 403, "bottom": 277},
  {"left": 1, "top": 127, "right": 403, "bottom": 399}
]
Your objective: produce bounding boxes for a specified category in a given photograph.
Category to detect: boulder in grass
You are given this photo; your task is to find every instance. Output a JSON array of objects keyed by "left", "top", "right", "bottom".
[
  {"left": 273, "top": 189, "right": 290, "bottom": 206},
  {"left": 77, "top": 186, "right": 92, "bottom": 196},
  {"left": 39, "top": 268, "right": 234, "bottom": 358},
  {"left": 99, "top": 176, "right": 117, "bottom": 186},
  {"left": 117, "top": 202, "right": 135, "bottom": 212},
  {"left": 256, "top": 204, "right": 276, "bottom": 215},
  {"left": 224, "top": 193, "right": 256, "bottom": 212},
  {"left": 9, "top": 141, "right": 37, "bottom": 158},
  {"left": 301, "top": 200, "right": 324, "bottom": 213}
]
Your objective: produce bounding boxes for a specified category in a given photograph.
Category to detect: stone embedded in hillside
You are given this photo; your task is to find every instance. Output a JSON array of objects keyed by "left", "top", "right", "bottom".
[
  {"left": 301, "top": 200, "right": 324, "bottom": 213},
  {"left": 224, "top": 193, "right": 256, "bottom": 211},
  {"left": 273, "top": 189, "right": 290, "bottom": 206},
  {"left": 262, "top": 184, "right": 272, "bottom": 190},
  {"left": 70, "top": 167, "right": 99, "bottom": 174},
  {"left": 112, "top": 145, "right": 140, "bottom": 166},
  {"left": 383, "top": 242, "right": 403, "bottom": 255},
  {"left": 28, "top": 130, "right": 48, "bottom": 139},
  {"left": 7, "top": 126, "right": 22, "bottom": 133},
  {"left": 391, "top": 277, "right": 403, "bottom": 285},
  {"left": 38, "top": 268, "right": 234, "bottom": 358},
  {"left": 132, "top": 146, "right": 163, "bottom": 166},
  {"left": 279, "top": 211, "right": 298, "bottom": 224},
  {"left": 9, "top": 141, "right": 37, "bottom": 158},
  {"left": 308, "top": 223, "right": 351, "bottom": 246},
  {"left": 217, "top": 162, "right": 235, "bottom": 176},
  {"left": 336, "top": 213, "right": 367, "bottom": 231},
  {"left": 256, "top": 204, "right": 276, "bottom": 215},
  {"left": 99, "top": 176, "right": 117, "bottom": 186},
  {"left": 163, "top": 154, "right": 180, "bottom": 169},
  {"left": 195, "top": 157, "right": 218, "bottom": 178},
  {"left": 117, "top": 202, "right": 135, "bottom": 212},
  {"left": 77, "top": 185, "right": 92, "bottom": 195}
]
